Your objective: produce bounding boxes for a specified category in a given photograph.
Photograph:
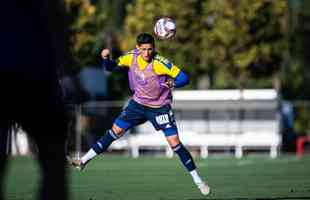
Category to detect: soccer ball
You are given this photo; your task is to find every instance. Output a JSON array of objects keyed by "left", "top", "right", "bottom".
[{"left": 154, "top": 17, "right": 176, "bottom": 40}]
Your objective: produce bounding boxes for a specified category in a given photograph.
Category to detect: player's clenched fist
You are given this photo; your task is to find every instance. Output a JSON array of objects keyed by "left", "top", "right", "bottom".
[{"left": 101, "top": 49, "right": 110, "bottom": 59}]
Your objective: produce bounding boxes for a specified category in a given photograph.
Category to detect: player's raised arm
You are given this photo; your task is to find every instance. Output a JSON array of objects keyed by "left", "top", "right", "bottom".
[
  {"left": 101, "top": 48, "right": 132, "bottom": 72},
  {"left": 101, "top": 48, "right": 118, "bottom": 71}
]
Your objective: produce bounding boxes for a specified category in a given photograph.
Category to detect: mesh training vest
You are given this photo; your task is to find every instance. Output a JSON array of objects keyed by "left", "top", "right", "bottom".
[{"left": 128, "top": 49, "right": 172, "bottom": 107}]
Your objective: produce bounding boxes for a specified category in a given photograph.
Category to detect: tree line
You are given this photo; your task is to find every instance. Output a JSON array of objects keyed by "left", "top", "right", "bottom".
[{"left": 64, "top": 0, "right": 309, "bottom": 100}]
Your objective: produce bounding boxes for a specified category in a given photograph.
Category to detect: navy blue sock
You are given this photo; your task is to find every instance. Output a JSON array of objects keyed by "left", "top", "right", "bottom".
[
  {"left": 173, "top": 143, "right": 196, "bottom": 172},
  {"left": 92, "top": 129, "right": 119, "bottom": 154}
]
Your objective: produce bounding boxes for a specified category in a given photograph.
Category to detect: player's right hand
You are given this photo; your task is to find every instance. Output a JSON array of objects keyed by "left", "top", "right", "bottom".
[
  {"left": 101, "top": 49, "right": 110, "bottom": 59},
  {"left": 161, "top": 79, "right": 175, "bottom": 89}
]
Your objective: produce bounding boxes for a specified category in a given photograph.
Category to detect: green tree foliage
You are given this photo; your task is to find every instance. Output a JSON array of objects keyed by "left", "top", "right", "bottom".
[
  {"left": 65, "top": 0, "right": 127, "bottom": 69},
  {"left": 282, "top": 0, "right": 310, "bottom": 101},
  {"left": 201, "top": 0, "right": 288, "bottom": 89},
  {"left": 65, "top": 0, "right": 289, "bottom": 91},
  {"left": 65, "top": 0, "right": 131, "bottom": 99},
  {"left": 122, "top": 0, "right": 288, "bottom": 89},
  {"left": 122, "top": 0, "right": 203, "bottom": 88},
  {"left": 65, "top": 0, "right": 99, "bottom": 69},
  {"left": 282, "top": 0, "right": 310, "bottom": 136}
]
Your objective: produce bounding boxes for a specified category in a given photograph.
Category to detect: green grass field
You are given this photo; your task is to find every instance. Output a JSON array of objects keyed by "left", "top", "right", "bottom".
[{"left": 3, "top": 155, "right": 310, "bottom": 200}]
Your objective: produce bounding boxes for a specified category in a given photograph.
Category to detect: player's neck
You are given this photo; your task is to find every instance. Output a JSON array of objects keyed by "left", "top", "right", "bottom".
[{"left": 138, "top": 54, "right": 153, "bottom": 63}]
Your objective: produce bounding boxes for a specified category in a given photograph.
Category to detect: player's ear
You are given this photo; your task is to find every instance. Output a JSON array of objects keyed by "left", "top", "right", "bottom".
[{"left": 136, "top": 44, "right": 140, "bottom": 50}]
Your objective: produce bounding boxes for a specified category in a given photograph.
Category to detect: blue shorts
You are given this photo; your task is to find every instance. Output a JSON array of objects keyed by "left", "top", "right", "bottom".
[{"left": 114, "top": 100, "right": 178, "bottom": 137}]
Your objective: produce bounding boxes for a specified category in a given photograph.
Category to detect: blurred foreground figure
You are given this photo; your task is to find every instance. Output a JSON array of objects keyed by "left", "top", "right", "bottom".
[{"left": 0, "top": 0, "right": 71, "bottom": 199}]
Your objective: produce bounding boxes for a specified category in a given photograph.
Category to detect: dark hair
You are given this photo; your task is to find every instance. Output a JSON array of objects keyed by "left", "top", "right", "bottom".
[{"left": 136, "top": 33, "right": 155, "bottom": 46}]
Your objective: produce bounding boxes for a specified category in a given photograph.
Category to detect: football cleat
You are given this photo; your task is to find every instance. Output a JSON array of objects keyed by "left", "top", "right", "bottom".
[
  {"left": 197, "top": 182, "right": 211, "bottom": 196},
  {"left": 66, "top": 156, "right": 85, "bottom": 171}
]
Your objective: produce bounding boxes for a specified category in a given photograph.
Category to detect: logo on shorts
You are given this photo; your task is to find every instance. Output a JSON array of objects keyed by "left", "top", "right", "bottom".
[
  {"left": 156, "top": 114, "right": 169, "bottom": 125},
  {"left": 165, "top": 124, "right": 172, "bottom": 128}
]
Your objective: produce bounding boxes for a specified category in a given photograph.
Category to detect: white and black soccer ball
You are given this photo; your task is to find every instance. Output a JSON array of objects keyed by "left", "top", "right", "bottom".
[{"left": 154, "top": 17, "right": 176, "bottom": 40}]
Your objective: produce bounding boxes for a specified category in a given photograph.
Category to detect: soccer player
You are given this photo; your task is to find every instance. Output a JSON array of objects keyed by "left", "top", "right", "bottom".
[{"left": 68, "top": 33, "right": 210, "bottom": 195}]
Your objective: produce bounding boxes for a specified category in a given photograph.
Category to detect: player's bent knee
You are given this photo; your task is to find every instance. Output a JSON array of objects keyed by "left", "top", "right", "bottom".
[
  {"left": 166, "top": 135, "right": 181, "bottom": 147},
  {"left": 111, "top": 124, "right": 125, "bottom": 137}
]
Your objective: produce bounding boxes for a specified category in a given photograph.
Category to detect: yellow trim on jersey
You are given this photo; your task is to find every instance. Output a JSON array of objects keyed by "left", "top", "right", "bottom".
[
  {"left": 115, "top": 50, "right": 134, "bottom": 68},
  {"left": 116, "top": 51, "right": 181, "bottom": 78}
]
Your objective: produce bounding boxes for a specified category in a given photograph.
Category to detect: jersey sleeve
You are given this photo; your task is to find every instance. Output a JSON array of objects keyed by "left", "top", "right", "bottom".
[
  {"left": 153, "top": 54, "right": 181, "bottom": 78},
  {"left": 174, "top": 70, "right": 189, "bottom": 88},
  {"left": 115, "top": 51, "right": 134, "bottom": 68}
]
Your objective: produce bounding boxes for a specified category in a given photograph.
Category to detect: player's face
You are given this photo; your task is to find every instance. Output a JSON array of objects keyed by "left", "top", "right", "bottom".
[{"left": 137, "top": 43, "right": 154, "bottom": 62}]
